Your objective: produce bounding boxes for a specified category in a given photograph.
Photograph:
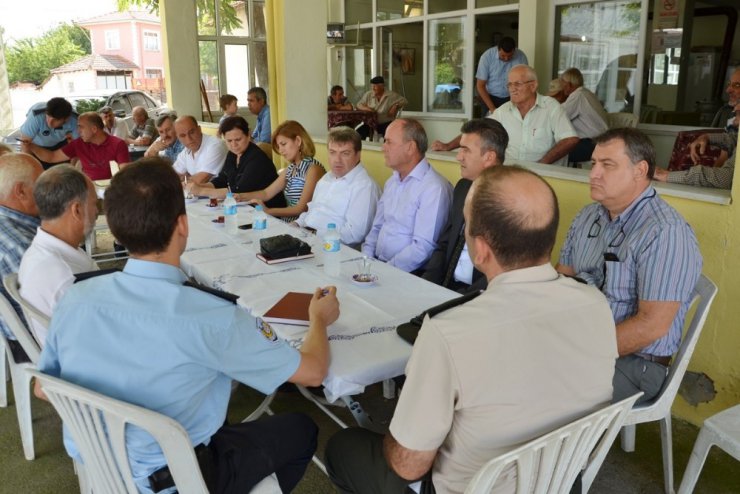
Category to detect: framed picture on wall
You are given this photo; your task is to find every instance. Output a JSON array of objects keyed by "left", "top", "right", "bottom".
[{"left": 395, "top": 48, "right": 415, "bottom": 75}]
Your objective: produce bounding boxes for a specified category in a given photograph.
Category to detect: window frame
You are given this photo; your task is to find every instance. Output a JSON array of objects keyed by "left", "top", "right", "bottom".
[
  {"left": 105, "top": 29, "right": 121, "bottom": 50},
  {"left": 197, "top": 0, "right": 268, "bottom": 105},
  {"left": 143, "top": 30, "right": 161, "bottom": 52},
  {"left": 343, "top": 0, "right": 520, "bottom": 119}
]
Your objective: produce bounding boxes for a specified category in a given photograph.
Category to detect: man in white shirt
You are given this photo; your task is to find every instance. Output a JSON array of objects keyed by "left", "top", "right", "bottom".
[
  {"left": 432, "top": 65, "right": 578, "bottom": 167},
  {"left": 560, "top": 67, "right": 609, "bottom": 163},
  {"left": 19, "top": 165, "right": 98, "bottom": 347},
  {"left": 362, "top": 118, "right": 452, "bottom": 273},
  {"left": 296, "top": 127, "right": 379, "bottom": 248},
  {"left": 172, "top": 115, "right": 227, "bottom": 184},
  {"left": 98, "top": 106, "right": 129, "bottom": 139}
]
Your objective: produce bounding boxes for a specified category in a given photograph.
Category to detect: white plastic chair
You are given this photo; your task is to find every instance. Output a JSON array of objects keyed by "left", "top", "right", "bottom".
[
  {"left": 4, "top": 273, "right": 49, "bottom": 357},
  {"left": 30, "top": 369, "right": 281, "bottom": 494},
  {"left": 615, "top": 274, "right": 718, "bottom": 494},
  {"left": 677, "top": 404, "right": 740, "bottom": 494},
  {"left": 0, "top": 284, "right": 42, "bottom": 461},
  {"left": 606, "top": 112, "right": 639, "bottom": 129},
  {"left": 463, "top": 393, "right": 642, "bottom": 494}
]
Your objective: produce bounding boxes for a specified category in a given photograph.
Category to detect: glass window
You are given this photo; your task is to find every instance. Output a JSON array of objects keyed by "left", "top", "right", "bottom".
[
  {"left": 143, "top": 31, "right": 160, "bottom": 51},
  {"left": 225, "top": 44, "right": 250, "bottom": 97},
  {"left": 428, "top": 17, "right": 466, "bottom": 113},
  {"left": 377, "top": 0, "right": 423, "bottom": 21},
  {"left": 199, "top": 40, "right": 220, "bottom": 112},
  {"left": 345, "top": 0, "right": 373, "bottom": 24},
  {"left": 145, "top": 68, "right": 164, "bottom": 79},
  {"left": 555, "top": 2, "right": 641, "bottom": 113},
  {"left": 429, "top": 0, "right": 465, "bottom": 14},
  {"left": 346, "top": 28, "right": 374, "bottom": 104},
  {"left": 252, "top": 41, "right": 269, "bottom": 89},
  {"left": 197, "top": 0, "right": 217, "bottom": 36},
  {"left": 253, "top": 1, "right": 267, "bottom": 38},
  {"left": 476, "top": 0, "right": 517, "bottom": 7},
  {"left": 105, "top": 30, "right": 120, "bottom": 50},
  {"left": 128, "top": 92, "right": 149, "bottom": 108},
  {"left": 221, "top": 1, "right": 249, "bottom": 36},
  {"left": 197, "top": 0, "right": 268, "bottom": 115},
  {"left": 380, "top": 22, "right": 422, "bottom": 111}
]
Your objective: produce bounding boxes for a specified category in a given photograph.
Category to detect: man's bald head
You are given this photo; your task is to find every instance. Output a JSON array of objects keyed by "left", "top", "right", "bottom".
[
  {"left": 0, "top": 153, "right": 44, "bottom": 215},
  {"left": 467, "top": 165, "right": 558, "bottom": 270}
]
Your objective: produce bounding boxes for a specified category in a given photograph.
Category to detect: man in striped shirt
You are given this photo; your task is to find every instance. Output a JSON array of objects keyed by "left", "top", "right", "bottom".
[{"left": 557, "top": 128, "right": 702, "bottom": 405}]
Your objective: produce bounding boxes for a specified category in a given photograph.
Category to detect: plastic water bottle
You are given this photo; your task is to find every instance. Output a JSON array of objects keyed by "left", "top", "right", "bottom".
[
  {"left": 323, "top": 223, "right": 341, "bottom": 277},
  {"left": 253, "top": 205, "right": 268, "bottom": 238},
  {"left": 223, "top": 192, "right": 238, "bottom": 234}
]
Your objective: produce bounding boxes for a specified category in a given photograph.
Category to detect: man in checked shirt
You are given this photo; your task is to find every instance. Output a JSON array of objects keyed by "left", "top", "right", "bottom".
[{"left": 557, "top": 127, "right": 703, "bottom": 404}]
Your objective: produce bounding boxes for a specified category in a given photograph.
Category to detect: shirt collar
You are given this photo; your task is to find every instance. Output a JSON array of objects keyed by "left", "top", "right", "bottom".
[
  {"left": 35, "top": 227, "right": 85, "bottom": 255},
  {"left": 123, "top": 258, "right": 188, "bottom": 284},
  {"left": 489, "top": 263, "right": 560, "bottom": 287},
  {"left": 394, "top": 158, "right": 430, "bottom": 183},
  {"left": 597, "top": 185, "right": 656, "bottom": 223},
  {"left": 329, "top": 162, "right": 364, "bottom": 182}
]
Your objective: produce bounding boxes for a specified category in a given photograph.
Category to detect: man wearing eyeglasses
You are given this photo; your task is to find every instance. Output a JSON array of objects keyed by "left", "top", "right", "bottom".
[
  {"left": 557, "top": 128, "right": 702, "bottom": 405},
  {"left": 432, "top": 65, "right": 579, "bottom": 166},
  {"left": 653, "top": 68, "right": 740, "bottom": 189}
]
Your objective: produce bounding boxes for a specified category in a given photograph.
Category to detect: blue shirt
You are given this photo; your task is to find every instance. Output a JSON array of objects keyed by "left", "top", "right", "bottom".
[
  {"left": 362, "top": 158, "right": 452, "bottom": 273},
  {"left": 162, "top": 138, "right": 185, "bottom": 163},
  {"left": 0, "top": 206, "right": 40, "bottom": 340},
  {"left": 252, "top": 105, "right": 272, "bottom": 143},
  {"left": 559, "top": 186, "right": 702, "bottom": 356},
  {"left": 475, "top": 46, "right": 529, "bottom": 98},
  {"left": 20, "top": 102, "right": 79, "bottom": 148},
  {"left": 39, "top": 258, "right": 300, "bottom": 493}
]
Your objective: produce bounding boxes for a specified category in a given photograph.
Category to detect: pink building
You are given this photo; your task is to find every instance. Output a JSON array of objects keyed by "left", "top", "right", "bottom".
[{"left": 76, "top": 10, "right": 164, "bottom": 96}]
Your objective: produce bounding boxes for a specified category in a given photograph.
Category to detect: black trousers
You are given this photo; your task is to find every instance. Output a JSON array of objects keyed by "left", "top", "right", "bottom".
[
  {"left": 325, "top": 427, "right": 433, "bottom": 494},
  {"left": 325, "top": 427, "right": 583, "bottom": 494},
  {"left": 203, "top": 412, "right": 317, "bottom": 494},
  {"left": 480, "top": 94, "right": 510, "bottom": 115},
  {"left": 357, "top": 121, "right": 392, "bottom": 140},
  {"left": 568, "top": 138, "right": 596, "bottom": 164},
  {"left": 38, "top": 140, "right": 70, "bottom": 170}
]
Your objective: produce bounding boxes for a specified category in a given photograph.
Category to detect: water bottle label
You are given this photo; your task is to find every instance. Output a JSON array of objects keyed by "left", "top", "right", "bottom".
[
  {"left": 254, "top": 218, "right": 267, "bottom": 230},
  {"left": 323, "top": 239, "right": 340, "bottom": 253},
  {"left": 224, "top": 205, "right": 237, "bottom": 215}
]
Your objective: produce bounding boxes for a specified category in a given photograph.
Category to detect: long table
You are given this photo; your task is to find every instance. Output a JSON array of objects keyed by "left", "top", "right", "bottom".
[{"left": 180, "top": 201, "right": 456, "bottom": 403}]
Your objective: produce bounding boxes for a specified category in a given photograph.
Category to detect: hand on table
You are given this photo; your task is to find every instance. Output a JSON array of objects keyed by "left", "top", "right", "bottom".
[
  {"left": 247, "top": 198, "right": 265, "bottom": 208},
  {"left": 310, "top": 286, "right": 339, "bottom": 327}
]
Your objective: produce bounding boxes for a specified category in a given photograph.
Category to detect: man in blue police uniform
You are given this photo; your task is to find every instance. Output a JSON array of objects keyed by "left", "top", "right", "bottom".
[
  {"left": 35, "top": 157, "right": 340, "bottom": 494},
  {"left": 19, "top": 97, "right": 78, "bottom": 169}
]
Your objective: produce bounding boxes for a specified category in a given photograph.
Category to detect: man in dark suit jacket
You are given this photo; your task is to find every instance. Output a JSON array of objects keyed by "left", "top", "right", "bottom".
[{"left": 423, "top": 119, "right": 509, "bottom": 292}]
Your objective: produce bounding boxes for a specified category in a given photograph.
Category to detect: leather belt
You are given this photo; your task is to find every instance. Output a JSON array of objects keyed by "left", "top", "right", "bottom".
[
  {"left": 148, "top": 443, "right": 210, "bottom": 492},
  {"left": 635, "top": 352, "right": 671, "bottom": 366}
]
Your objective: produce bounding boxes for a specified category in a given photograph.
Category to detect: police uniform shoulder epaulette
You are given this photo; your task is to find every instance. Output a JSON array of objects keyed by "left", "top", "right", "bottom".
[
  {"left": 32, "top": 107, "right": 47, "bottom": 116},
  {"left": 397, "top": 289, "right": 483, "bottom": 345},
  {"left": 73, "top": 268, "right": 121, "bottom": 283},
  {"left": 183, "top": 280, "right": 240, "bottom": 304}
]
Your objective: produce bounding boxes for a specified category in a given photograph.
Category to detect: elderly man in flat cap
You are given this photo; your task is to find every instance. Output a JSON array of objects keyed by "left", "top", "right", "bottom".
[{"left": 356, "top": 75, "right": 408, "bottom": 139}]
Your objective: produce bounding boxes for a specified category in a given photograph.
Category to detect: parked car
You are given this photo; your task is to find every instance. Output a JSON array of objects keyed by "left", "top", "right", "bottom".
[{"left": 2, "top": 90, "right": 168, "bottom": 149}]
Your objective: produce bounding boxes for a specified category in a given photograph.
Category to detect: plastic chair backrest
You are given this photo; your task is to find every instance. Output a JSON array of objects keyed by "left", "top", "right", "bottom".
[
  {"left": 606, "top": 112, "right": 639, "bottom": 129},
  {"left": 625, "top": 273, "right": 718, "bottom": 424},
  {"left": 30, "top": 369, "right": 209, "bottom": 494},
  {"left": 464, "top": 393, "right": 642, "bottom": 494},
  {"left": 3, "top": 274, "right": 46, "bottom": 363},
  {"left": 0, "top": 276, "right": 41, "bottom": 364}
]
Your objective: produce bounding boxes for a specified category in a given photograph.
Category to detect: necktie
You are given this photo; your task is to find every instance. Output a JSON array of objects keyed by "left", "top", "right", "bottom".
[{"left": 442, "top": 223, "right": 466, "bottom": 288}]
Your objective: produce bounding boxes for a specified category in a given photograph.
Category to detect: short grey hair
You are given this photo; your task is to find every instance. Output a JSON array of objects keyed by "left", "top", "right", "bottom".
[
  {"left": 33, "top": 164, "right": 90, "bottom": 221},
  {"left": 0, "top": 153, "right": 41, "bottom": 201},
  {"left": 156, "top": 112, "right": 177, "bottom": 127},
  {"left": 397, "top": 118, "right": 428, "bottom": 155},
  {"left": 512, "top": 64, "right": 538, "bottom": 84}
]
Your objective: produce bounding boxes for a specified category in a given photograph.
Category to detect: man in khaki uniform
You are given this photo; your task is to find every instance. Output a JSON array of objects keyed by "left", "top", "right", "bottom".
[{"left": 325, "top": 165, "right": 617, "bottom": 494}]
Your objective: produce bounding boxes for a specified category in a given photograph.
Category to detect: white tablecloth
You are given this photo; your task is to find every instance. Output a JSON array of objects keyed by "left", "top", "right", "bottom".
[{"left": 181, "top": 200, "right": 457, "bottom": 401}]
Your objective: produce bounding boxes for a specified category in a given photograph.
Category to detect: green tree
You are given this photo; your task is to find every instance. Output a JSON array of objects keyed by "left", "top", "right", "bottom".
[
  {"left": 6, "top": 24, "right": 90, "bottom": 84},
  {"left": 117, "top": 0, "right": 242, "bottom": 34}
]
